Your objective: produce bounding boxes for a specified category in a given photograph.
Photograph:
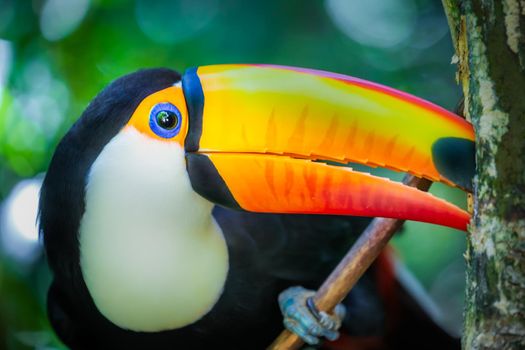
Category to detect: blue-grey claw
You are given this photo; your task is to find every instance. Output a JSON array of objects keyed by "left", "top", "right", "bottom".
[{"left": 278, "top": 286, "right": 346, "bottom": 345}]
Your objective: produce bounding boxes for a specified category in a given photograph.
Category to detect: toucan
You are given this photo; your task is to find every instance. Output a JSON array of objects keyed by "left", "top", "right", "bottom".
[{"left": 38, "top": 64, "right": 475, "bottom": 350}]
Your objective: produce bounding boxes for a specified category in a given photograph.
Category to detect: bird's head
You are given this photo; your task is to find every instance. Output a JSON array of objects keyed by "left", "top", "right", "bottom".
[
  {"left": 41, "top": 64, "right": 476, "bottom": 245},
  {"left": 85, "top": 65, "right": 474, "bottom": 228}
]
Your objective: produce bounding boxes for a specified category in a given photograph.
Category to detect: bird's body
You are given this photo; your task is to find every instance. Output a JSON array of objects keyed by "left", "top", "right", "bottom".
[
  {"left": 40, "top": 66, "right": 473, "bottom": 349},
  {"left": 47, "top": 205, "right": 360, "bottom": 348},
  {"left": 48, "top": 206, "right": 457, "bottom": 349}
]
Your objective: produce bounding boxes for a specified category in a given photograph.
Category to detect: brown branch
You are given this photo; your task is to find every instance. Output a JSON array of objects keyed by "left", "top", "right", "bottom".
[{"left": 267, "top": 175, "right": 433, "bottom": 350}]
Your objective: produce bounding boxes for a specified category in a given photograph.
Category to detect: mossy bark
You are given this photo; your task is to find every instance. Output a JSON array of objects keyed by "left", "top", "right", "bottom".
[{"left": 442, "top": 1, "right": 525, "bottom": 349}]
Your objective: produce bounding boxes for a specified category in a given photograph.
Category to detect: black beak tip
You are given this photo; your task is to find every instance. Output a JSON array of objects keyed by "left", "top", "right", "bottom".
[{"left": 432, "top": 137, "right": 476, "bottom": 192}]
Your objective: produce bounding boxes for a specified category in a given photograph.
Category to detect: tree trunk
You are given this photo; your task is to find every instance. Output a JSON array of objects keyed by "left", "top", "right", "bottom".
[{"left": 442, "top": 1, "right": 525, "bottom": 349}]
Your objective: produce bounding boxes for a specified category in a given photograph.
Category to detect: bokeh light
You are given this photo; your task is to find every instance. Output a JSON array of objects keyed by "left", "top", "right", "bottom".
[
  {"left": 0, "top": 39, "right": 12, "bottom": 108},
  {"left": 1, "top": 56, "right": 69, "bottom": 177},
  {"left": 0, "top": 177, "right": 43, "bottom": 264},
  {"left": 135, "top": 0, "right": 219, "bottom": 44},
  {"left": 40, "top": 0, "right": 91, "bottom": 41},
  {"left": 325, "top": 0, "right": 417, "bottom": 48}
]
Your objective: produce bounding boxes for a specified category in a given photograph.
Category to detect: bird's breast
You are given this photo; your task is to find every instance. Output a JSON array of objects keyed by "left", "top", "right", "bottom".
[{"left": 78, "top": 128, "right": 229, "bottom": 332}]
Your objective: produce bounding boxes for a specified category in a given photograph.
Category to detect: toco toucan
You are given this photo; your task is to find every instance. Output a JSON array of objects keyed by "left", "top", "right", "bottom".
[{"left": 39, "top": 65, "right": 475, "bottom": 349}]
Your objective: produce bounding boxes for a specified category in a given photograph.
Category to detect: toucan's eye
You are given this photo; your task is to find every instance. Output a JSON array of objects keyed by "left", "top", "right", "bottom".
[
  {"left": 149, "top": 103, "right": 182, "bottom": 138},
  {"left": 156, "top": 111, "right": 177, "bottom": 130}
]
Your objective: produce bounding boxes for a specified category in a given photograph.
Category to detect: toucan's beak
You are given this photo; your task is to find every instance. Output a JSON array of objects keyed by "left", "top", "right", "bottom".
[{"left": 182, "top": 64, "right": 475, "bottom": 231}]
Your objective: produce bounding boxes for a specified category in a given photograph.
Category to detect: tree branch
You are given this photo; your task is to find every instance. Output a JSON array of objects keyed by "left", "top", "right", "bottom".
[{"left": 267, "top": 175, "right": 432, "bottom": 350}]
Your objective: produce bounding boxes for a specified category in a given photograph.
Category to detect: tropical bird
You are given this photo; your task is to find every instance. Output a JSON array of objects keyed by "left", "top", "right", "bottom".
[{"left": 39, "top": 64, "right": 474, "bottom": 349}]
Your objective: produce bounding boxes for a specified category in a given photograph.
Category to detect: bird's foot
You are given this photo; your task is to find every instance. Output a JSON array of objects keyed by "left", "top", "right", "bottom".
[{"left": 278, "top": 286, "right": 346, "bottom": 346}]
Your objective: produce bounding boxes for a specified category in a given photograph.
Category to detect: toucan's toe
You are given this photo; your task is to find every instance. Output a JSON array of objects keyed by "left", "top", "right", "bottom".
[{"left": 278, "top": 286, "right": 345, "bottom": 345}]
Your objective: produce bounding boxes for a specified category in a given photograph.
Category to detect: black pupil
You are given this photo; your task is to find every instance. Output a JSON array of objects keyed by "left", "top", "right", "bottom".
[{"left": 156, "top": 110, "right": 177, "bottom": 130}]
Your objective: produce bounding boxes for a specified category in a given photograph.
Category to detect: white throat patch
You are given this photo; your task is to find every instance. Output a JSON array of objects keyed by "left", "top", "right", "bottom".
[{"left": 79, "top": 128, "right": 228, "bottom": 332}]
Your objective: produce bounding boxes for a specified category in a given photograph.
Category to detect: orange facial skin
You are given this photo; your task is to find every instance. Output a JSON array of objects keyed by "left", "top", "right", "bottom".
[{"left": 126, "top": 85, "right": 189, "bottom": 145}]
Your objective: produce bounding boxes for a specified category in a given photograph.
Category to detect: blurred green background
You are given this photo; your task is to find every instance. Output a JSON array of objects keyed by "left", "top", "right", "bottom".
[{"left": 0, "top": 0, "right": 467, "bottom": 348}]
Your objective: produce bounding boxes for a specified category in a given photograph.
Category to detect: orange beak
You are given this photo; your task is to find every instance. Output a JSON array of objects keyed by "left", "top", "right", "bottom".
[{"left": 182, "top": 65, "right": 475, "bottom": 231}]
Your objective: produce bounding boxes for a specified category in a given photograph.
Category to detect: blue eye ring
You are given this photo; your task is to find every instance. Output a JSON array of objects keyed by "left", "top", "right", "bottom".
[{"left": 149, "top": 103, "right": 182, "bottom": 139}]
